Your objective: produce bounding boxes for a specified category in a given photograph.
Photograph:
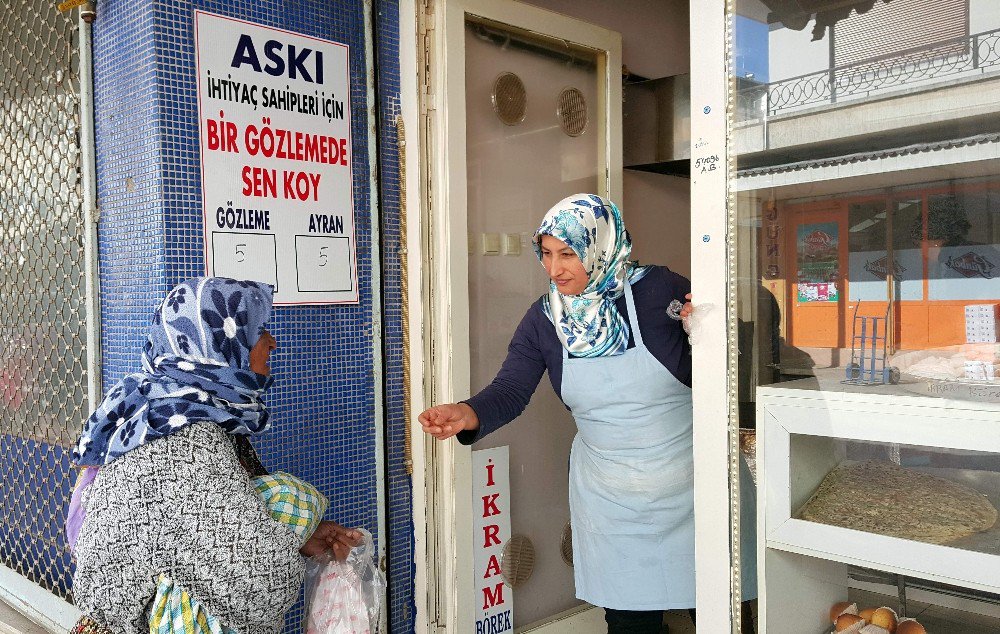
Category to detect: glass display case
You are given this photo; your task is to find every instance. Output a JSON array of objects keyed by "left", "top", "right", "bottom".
[
  {"left": 756, "top": 381, "right": 1000, "bottom": 633},
  {"left": 730, "top": 1, "right": 1000, "bottom": 631}
]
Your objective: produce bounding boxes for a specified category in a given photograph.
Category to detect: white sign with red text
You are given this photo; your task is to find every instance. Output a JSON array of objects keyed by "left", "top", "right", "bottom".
[
  {"left": 473, "top": 446, "right": 514, "bottom": 634},
  {"left": 195, "top": 11, "right": 357, "bottom": 304}
]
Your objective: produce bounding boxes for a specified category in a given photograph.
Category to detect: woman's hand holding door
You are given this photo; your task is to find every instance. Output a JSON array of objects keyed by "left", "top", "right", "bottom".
[
  {"left": 418, "top": 403, "right": 480, "bottom": 440},
  {"left": 669, "top": 293, "right": 695, "bottom": 335},
  {"left": 680, "top": 293, "right": 694, "bottom": 334}
]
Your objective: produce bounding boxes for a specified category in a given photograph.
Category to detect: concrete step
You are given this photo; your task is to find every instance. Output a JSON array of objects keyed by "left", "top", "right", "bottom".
[{"left": 0, "top": 598, "right": 49, "bottom": 634}]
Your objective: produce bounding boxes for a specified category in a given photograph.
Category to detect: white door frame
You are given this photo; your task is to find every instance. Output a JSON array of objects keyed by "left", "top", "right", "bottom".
[
  {"left": 689, "top": 1, "right": 741, "bottom": 632},
  {"left": 419, "top": 1, "right": 622, "bottom": 630}
]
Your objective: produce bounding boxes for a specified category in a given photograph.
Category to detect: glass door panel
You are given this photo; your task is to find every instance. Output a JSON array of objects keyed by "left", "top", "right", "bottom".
[
  {"left": 465, "top": 17, "right": 601, "bottom": 628},
  {"left": 732, "top": 0, "right": 1000, "bottom": 630},
  {"left": 732, "top": 2, "right": 1000, "bottom": 399}
]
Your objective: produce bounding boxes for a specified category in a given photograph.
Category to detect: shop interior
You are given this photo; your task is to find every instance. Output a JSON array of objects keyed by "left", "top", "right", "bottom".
[
  {"left": 451, "top": 0, "right": 1000, "bottom": 632},
  {"left": 461, "top": 0, "right": 694, "bottom": 629},
  {"left": 734, "top": 1, "right": 1000, "bottom": 633}
]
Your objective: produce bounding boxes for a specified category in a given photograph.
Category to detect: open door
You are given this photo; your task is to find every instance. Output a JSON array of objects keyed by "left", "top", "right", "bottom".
[{"left": 420, "top": 0, "right": 622, "bottom": 631}]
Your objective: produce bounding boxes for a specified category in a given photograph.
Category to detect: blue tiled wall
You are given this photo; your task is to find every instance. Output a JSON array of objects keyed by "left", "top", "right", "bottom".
[
  {"left": 374, "top": 1, "right": 418, "bottom": 631},
  {"left": 91, "top": 0, "right": 406, "bottom": 630}
]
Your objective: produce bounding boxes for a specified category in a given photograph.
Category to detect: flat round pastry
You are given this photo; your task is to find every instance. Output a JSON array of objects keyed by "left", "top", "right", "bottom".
[{"left": 798, "top": 461, "right": 998, "bottom": 544}]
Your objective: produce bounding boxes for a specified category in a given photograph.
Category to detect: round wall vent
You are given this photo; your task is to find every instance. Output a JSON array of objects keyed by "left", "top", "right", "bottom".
[
  {"left": 557, "top": 87, "right": 587, "bottom": 137},
  {"left": 492, "top": 72, "right": 527, "bottom": 126},
  {"left": 500, "top": 534, "right": 536, "bottom": 587},
  {"left": 559, "top": 522, "right": 573, "bottom": 567}
]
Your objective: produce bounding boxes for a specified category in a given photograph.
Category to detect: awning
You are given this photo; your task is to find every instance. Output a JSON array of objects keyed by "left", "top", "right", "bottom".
[
  {"left": 736, "top": 133, "right": 1000, "bottom": 196},
  {"left": 739, "top": 133, "right": 1000, "bottom": 179}
]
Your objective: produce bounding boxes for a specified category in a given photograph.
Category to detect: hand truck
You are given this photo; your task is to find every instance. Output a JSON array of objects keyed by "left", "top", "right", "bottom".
[{"left": 843, "top": 302, "right": 900, "bottom": 386}]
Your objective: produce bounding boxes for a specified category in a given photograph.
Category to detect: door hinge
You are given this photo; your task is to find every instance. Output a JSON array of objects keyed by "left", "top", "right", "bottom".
[
  {"left": 421, "top": 1, "right": 436, "bottom": 32},
  {"left": 418, "top": 0, "right": 436, "bottom": 37},
  {"left": 419, "top": 0, "right": 436, "bottom": 114}
]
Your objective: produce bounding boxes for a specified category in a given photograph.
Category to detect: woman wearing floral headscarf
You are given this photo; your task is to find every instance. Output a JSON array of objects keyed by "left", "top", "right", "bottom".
[
  {"left": 67, "top": 277, "right": 360, "bottom": 634},
  {"left": 419, "top": 194, "right": 756, "bottom": 633}
]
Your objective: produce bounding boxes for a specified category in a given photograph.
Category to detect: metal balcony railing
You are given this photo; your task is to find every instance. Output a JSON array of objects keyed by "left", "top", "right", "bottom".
[{"left": 736, "top": 27, "right": 1000, "bottom": 121}]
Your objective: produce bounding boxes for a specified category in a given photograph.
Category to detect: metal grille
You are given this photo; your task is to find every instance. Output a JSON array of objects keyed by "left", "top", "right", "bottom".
[
  {"left": 736, "top": 27, "right": 1000, "bottom": 118},
  {"left": 499, "top": 534, "right": 535, "bottom": 587},
  {"left": 559, "top": 521, "right": 573, "bottom": 567},
  {"left": 1, "top": 2, "right": 86, "bottom": 599},
  {"left": 834, "top": 0, "right": 969, "bottom": 68},
  {"left": 491, "top": 72, "right": 527, "bottom": 126},
  {"left": 557, "top": 87, "right": 587, "bottom": 137}
]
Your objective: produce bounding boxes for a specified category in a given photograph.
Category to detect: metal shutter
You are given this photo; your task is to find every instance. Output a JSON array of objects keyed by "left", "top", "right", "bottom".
[{"left": 833, "top": 0, "right": 969, "bottom": 68}]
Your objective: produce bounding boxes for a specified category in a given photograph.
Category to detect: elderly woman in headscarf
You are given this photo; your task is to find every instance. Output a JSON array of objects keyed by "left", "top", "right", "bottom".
[
  {"left": 66, "top": 277, "right": 360, "bottom": 634},
  {"left": 419, "top": 194, "right": 757, "bottom": 633}
]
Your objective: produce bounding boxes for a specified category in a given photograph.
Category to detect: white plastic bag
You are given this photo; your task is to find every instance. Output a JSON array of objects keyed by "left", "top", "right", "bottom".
[{"left": 304, "top": 528, "right": 385, "bottom": 634}]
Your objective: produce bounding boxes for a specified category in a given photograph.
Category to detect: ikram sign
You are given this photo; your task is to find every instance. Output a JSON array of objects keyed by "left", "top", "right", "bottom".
[{"left": 473, "top": 447, "right": 514, "bottom": 633}]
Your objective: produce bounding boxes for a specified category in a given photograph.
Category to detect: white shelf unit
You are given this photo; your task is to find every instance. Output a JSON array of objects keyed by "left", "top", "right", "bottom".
[{"left": 756, "top": 378, "right": 1000, "bottom": 634}]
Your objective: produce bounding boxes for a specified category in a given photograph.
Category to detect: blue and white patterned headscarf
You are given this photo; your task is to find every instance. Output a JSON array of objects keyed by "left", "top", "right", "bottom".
[
  {"left": 73, "top": 277, "right": 275, "bottom": 467},
  {"left": 534, "top": 194, "right": 651, "bottom": 357}
]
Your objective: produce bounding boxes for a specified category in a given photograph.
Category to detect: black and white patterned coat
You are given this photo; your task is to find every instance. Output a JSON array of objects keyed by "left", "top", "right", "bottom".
[{"left": 73, "top": 423, "right": 306, "bottom": 634}]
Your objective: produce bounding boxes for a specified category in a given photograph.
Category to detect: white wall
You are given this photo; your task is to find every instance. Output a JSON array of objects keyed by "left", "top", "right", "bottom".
[
  {"left": 971, "top": 0, "right": 1000, "bottom": 32},
  {"left": 522, "top": 0, "right": 689, "bottom": 80},
  {"left": 768, "top": 22, "right": 828, "bottom": 82},
  {"left": 522, "top": 0, "right": 692, "bottom": 272},
  {"left": 624, "top": 170, "right": 691, "bottom": 277}
]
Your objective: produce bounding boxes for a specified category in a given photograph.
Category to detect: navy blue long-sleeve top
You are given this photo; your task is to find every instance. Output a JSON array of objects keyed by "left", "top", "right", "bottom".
[{"left": 459, "top": 266, "right": 691, "bottom": 445}]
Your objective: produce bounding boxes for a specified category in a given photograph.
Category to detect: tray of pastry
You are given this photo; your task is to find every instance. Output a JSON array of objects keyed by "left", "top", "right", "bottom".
[{"left": 796, "top": 460, "right": 999, "bottom": 551}]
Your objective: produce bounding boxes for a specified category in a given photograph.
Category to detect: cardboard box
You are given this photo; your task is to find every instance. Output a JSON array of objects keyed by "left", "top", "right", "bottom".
[
  {"left": 964, "top": 304, "right": 1000, "bottom": 343},
  {"left": 964, "top": 360, "right": 997, "bottom": 381}
]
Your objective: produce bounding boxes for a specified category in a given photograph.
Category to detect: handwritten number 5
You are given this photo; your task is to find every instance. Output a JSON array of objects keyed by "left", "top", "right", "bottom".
[
  {"left": 319, "top": 246, "right": 329, "bottom": 267},
  {"left": 236, "top": 244, "right": 246, "bottom": 262}
]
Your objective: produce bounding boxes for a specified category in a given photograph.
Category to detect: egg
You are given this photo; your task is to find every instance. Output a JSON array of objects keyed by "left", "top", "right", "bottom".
[
  {"left": 836, "top": 614, "right": 865, "bottom": 632},
  {"left": 859, "top": 607, "right": 877, "bottom": 621},
  {"left": 870, "top": 607, "right": 898, "bottom": 633},
  {"left": 830, "top": 601, "right": 858, "bottom": 622},
  {"left": 896, "top": 621, "right": 926, "bottom": 634}
]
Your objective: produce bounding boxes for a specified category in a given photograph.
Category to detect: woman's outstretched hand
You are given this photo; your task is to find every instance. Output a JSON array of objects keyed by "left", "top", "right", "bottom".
[
  {"left": 300, "top": 520, "right": 363, "bottom": 561},
  {"left": 418, "top": 403, "right": 480, "bottom": 441}
]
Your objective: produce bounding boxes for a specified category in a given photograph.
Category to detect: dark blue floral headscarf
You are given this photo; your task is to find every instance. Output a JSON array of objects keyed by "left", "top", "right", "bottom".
[{"left": 73, "top": 277, "right": 275, "bottom": 467}]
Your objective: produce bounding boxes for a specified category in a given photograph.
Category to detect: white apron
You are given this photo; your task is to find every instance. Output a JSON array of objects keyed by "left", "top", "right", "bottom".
[{"left": 561, "top": 282, "right": 759, "bottom": 610}]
